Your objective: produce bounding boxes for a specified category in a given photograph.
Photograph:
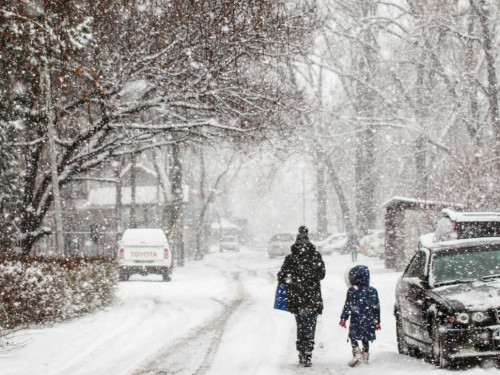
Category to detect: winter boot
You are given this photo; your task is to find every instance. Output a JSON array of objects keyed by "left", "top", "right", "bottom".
[
  {"left": 302, "top": 339, "right": 314, "bottom": 367},
  {"left": 348, "top": 347, "right": 363, "bottom": 367},
  {"left": 361, "top": 351, "right": 369, "bottom": 364},
  {"left": 302, "top": 352, "right": 312, "bottom": 367},
  {"left": 297, "top": 340, "right": 314, "bottom": 367},
  {"left": 297, "top": 340, "right": 305, "bottom": 365}
]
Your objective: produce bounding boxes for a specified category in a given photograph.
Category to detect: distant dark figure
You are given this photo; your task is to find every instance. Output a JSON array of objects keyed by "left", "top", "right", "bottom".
[
  {"left": 347, "top": 233, "right": 359, "bottom": 262},
  {"left": 90, "top": 223, "right": 99, "bottom": 255},
  {"left": 277, "top": 226, "right": 326, "bottom": 367},
  {"left": 339, "top": 265, "right": 380, "bottom": 367}
]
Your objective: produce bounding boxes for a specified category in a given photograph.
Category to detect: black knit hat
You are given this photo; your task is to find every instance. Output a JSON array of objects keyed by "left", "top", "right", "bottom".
[{"left": 298, "top": 226, "right": 308, "bottom": 235}]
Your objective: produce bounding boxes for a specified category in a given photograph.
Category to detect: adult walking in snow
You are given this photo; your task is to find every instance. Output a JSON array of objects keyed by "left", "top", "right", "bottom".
[
  {"left": 339, "top": 265, "right": 380, "bottom": 367},
  {"left": 347, "top": 233, "right": 359, "bottom": 262},
  {"left": 277, "top": 226, "right": 326, "bottom": 367}
]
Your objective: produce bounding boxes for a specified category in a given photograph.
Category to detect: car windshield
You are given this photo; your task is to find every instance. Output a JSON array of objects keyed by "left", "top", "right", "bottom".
[{"left": 431, "top": 246, "right": 500, "bottom": 286}]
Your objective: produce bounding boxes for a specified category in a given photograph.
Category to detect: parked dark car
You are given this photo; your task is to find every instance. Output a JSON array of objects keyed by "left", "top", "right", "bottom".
[{"left": 394, "top": 237, "right": 500, "bottom": 368}]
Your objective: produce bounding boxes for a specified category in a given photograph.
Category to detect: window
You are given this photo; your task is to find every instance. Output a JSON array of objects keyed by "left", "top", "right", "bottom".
[
  {"left": 457, "top": 222, "right": 500, "bottom": 239},
  {"left": 431, "top": 246, "right": 500, "bottom": 285},
  {"left": 404, "top": 250, "right": 427, "bottom": 280}
]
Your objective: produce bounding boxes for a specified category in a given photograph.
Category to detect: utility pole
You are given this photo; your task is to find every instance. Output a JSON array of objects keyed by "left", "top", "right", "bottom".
[
  {"left": 130, "top": 152, "right": 137, "bottom": 228},
  {"left": 42, "top": 18, "right": 65, "bottom": 255}
]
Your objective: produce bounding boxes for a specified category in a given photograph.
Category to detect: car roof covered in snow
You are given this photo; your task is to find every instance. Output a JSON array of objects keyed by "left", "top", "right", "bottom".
[{"left": 421, "top": 236, "right": 500, "bottom": 253}]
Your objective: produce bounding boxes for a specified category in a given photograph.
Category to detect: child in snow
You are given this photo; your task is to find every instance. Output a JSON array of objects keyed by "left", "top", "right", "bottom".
[{"left": 339, "top": 265, "right": 380, "bottom": 367}]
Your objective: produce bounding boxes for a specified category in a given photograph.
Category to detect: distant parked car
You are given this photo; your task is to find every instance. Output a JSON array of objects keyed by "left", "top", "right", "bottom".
[
  {"left": 268, "top": 233, "right": 294, "bottom": 258},
  {"left": 117, "top": 228, "right": 173, "bottom": 282},
  {"left": 219, "top": 235, "right": 240, "bottom": 252},
  {"left": 434, "top": 209, "right": 500, "bottom": 242},
  {"left": 359, "top": 230, "right": 385, "bottom": 258},
  {"left": 314, "top": 232, "right": 347, "bottom": 255},
  {"left": 394, "top": 237, "right": 500, "bottom": 368}
]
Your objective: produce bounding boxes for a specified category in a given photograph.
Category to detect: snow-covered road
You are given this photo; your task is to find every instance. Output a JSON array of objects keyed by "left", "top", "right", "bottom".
[{"left": 2, "top": 246, "right": 498, "bottom": 375}]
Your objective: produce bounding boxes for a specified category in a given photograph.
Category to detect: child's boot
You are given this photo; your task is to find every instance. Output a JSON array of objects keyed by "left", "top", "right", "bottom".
[
  {"left": 348, "top": 347, "right": 362, "bottom": 367},
  {"left": 362, "top": 351, "right": 369, "bottom": 364}
]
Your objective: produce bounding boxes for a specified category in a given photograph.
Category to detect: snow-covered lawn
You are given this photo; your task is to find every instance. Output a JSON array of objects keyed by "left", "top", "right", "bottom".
[{"left": 2, "top": 247, "right": 498, "bottom": 375}]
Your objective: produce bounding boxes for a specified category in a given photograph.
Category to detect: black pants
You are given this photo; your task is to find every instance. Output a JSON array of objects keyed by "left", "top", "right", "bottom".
[
  {"left": 295, "top": 312, "right": 317, "bottom": 354},
  {"left": 351, "top": 339, "right": 369, "bottom": 353},
  {"left": 295, "top": 312, "right": 317, "bottom": 343}
]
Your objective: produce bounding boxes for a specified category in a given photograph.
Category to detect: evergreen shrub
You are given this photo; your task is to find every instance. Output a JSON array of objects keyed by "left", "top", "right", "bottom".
[{"left": 0, "top": 255, "right": 118, "bottom": 330}]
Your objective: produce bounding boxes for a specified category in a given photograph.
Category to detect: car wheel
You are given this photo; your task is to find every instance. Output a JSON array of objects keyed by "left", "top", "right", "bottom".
[
  {"left": 119, "top": 269, "right": 129, "bottom": 281},
  {"left": 432, "top": 320, "right": 449, "bottom": 368},
  {"left": 162, "top": 270, "right": 171, "bottom": 282},
  {"left": 396, "top": 311, "right": 409, "bottom": 355}
]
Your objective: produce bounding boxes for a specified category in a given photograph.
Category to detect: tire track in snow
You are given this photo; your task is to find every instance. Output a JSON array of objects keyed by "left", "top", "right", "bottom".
[{"left": 131, "top": 272, "right": 245, "bottom": 375}]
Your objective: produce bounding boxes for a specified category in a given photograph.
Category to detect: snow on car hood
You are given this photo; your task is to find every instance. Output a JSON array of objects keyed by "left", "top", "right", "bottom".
[{"left": 432, "top": 279, "right": 500, "bottom": 310}]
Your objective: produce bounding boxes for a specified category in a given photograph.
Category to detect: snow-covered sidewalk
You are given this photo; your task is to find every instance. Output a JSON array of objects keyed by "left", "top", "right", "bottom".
[{"left": 1, "top": 247, "right": 498, "bottom": 375}]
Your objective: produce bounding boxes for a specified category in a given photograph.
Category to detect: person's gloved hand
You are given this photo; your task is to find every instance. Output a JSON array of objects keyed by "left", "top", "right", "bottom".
[
  {"left": 375, "top": 323, "right": 381, "bottom": 331},
  {"left": 339, "top": 319, "right": 346, "bottom": 328}
]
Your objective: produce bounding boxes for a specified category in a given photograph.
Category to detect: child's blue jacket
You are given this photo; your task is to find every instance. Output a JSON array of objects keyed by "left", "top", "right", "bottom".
[{"left": 340, "top": 265, "right": 380, "bottom": 341}]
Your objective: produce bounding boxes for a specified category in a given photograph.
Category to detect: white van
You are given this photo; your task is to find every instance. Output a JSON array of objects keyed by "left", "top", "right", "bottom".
[{"left": 117, "top": 228, "right": 173, "bottom": 281}]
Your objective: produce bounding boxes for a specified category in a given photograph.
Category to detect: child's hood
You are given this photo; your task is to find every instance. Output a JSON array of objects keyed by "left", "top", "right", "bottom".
[{"left": 348, "top": 265, "right": 370, "bottom": 286}]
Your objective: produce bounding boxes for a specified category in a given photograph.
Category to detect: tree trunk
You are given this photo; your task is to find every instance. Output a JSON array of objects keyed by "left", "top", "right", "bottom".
[
  {"left": 471, "top": 0, "right": 500, "bottom": 159},
  {"left": 316, "top": 158, "right": 328, "bottom": 237},
  {"left": 152, "top": 147, "right": 169, "bottom": 228},
  {"left": 130, "top": 152, "right": 137, "bottom": 228},
  {"left": 168, "top": 143, "right": 184, "bottom": 265},
  {"left": 315, "top": 143, "right": 355, "bottom": 238},
  {"left": 354, "top": 0, "right": 378, "bottom": 234},
  {"left": 42, "top": 17, "right": 65, "bottom": 256},
  {"left": 414, "top": 66, "right": 428, "bottom": 199},
  {"left": 195, "top": 146, "right": 206, "bottom": 260},
  {"left": 464, "top": 8, "right": 481, "bottom": 143},
  {"left": 114, "top": 158, "right": 124, "bottom": 239}
]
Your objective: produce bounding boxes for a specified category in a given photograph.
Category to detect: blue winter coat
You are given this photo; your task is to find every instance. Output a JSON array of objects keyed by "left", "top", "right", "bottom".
[{"left": 340, "top": 265, "right": 380, "bottom": 342}]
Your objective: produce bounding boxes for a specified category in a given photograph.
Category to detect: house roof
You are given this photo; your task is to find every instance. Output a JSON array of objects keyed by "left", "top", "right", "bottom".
[{"left": 76, "top": 186, "right": 166, "bottom": 209}]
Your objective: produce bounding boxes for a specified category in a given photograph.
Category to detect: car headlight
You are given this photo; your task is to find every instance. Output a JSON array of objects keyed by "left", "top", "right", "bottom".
[
  {"left": 471, "top": 311, "right": 487, "bottom": 323},
  {"left": 456, "top": 312, "right": 470, "bottom": 324}
]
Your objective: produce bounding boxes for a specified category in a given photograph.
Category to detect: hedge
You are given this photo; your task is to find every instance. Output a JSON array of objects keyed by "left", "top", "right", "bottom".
[{"left": 0, "top": 255, "right": 118, "bottom": 330}]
